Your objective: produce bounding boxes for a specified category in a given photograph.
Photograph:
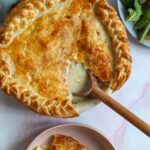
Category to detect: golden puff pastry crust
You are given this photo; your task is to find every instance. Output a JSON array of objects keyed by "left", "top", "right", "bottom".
[
  {"left": 0, "top": 0, "right": 132, "bottom": 118},
  {"left": 52, "top": 135, "right": 88, "bottom": 150}
]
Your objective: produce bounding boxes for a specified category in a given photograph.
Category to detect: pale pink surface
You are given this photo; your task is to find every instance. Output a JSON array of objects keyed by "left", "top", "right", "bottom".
[{"left": 0, "top": 0, "right": 150, "bottom": 150}]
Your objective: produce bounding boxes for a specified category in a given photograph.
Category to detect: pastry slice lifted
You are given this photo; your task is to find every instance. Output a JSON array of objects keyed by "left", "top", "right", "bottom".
[
  {"left": 0, "top": 0, "right": 132, "bottom": 118},
  {"left": 34, "top": 135, "right": 88, "bottom": 150}
]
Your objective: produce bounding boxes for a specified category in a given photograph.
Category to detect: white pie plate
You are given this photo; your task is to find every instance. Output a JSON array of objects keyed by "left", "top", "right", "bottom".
[{"left": 27, "top": 123, "right": 115, "bottom": 150}]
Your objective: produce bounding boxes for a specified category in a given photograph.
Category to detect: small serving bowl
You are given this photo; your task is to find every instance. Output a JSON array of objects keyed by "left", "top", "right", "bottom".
[
  {"left": 117, "top": 0, "right": 150, "bottom": 47},
  {"left": 27, "top": 123, "right": 115, "bottom": 150}
]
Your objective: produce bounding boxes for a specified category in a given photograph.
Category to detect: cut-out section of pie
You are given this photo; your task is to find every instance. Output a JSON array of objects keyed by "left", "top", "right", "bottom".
[
  {"left": 34, "top": 134, "right": 88, "bottom": 150},
  {"left": 0, "top": 0, "right": 132, "bottom": 118}
]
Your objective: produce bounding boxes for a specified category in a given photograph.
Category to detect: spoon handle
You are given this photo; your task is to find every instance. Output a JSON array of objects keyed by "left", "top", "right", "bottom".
[{"left": 93, "top": 87, "right": 150, "bottom": 137}]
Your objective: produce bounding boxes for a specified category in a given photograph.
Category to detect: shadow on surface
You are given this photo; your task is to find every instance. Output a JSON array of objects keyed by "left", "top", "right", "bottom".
[
  {"left": 11, "top": 121, "right": 59, "bottom": 150},
  {"left": 0, "top": 91, "right": 35, "bottom": 113}
]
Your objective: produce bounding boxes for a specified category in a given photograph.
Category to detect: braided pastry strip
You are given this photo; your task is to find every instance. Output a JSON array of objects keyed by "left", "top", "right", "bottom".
[
  {"left": 0, "top": 0, "right": 56, "bottom": 46},
  {"left": 96, "top": 0, "right": 132, "bottom": 91},
  {"left": 0, "top": 60, "right": 79, "bottom": 118}
]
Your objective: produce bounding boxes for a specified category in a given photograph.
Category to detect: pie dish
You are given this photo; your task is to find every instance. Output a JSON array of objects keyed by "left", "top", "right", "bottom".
[
  {"left": 0, "top": 0, "right": 132, "bottom": 118},
  {"left": 34, "top": 134, "right": 88, "bottom": 150}
]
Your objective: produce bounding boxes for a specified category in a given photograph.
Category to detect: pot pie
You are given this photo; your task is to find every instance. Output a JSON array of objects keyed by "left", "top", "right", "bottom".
[
  {"left": 0, "top": 0, "right": 132, "bottom": 118},
  {"left": 34, "top": 134, "right": 88, "bottom": 150}
]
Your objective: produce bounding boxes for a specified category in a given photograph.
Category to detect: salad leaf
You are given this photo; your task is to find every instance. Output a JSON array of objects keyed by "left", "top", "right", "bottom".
[
  {"left": 126, "top": 0, "right": 143, "bottom": 22},
  {"left": 135, "top": 20, "right": 149, "bottom": 30},
  {"left": 134, "top": 0, "right": 142, "bottom": 15},
  {"left": 124, "top": 0, "right": 150, "bottom": 42},
  {"left": 139, "top": 22, "right": 150, "bottom": 43},
  {"left": 135, "top": 9, "right": 150, "bottom": 29},
  {"left": 126, "top": 8, "right": 140, "bottom": 22}
]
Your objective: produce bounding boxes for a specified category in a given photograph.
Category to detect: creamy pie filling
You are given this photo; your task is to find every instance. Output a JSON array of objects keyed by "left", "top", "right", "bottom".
[
  {"left": 67, "top": 61, "right": 112, "bottom": 112},
  {"left": 68, "top": 61, "right": 99, "bottom": 112}
]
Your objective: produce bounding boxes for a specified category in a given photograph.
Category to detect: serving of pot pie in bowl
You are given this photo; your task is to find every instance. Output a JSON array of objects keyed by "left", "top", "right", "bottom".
[
  {"left": 34, "top": 134, "right": 89, "bottom": 150},
  {"left": 0, "top": 0, "right": 132, "bottom": 118}
]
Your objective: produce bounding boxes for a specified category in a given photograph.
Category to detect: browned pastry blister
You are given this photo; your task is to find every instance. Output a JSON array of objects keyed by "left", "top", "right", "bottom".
[{"left": 0, "top": 0, "right": 132, "bottom": 118}]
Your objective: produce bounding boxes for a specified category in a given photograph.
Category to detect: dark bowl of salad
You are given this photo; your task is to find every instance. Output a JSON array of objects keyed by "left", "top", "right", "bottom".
[{"left": 117, "top": 0, "right": 150, "bottom": 47}]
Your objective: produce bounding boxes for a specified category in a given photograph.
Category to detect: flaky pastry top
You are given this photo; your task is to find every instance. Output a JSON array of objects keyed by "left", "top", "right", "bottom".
[{"left": 0, "top": 0, "right": 132, "bottom": 118}]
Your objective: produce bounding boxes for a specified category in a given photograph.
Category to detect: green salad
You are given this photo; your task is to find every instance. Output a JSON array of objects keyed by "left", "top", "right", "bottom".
[{"left": 122, "top": 0, "right": 150, "bottom": 43}]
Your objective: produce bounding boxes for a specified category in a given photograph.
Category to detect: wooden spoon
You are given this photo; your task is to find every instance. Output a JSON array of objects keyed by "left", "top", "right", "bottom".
[{"left": 75, "top": 71, "right": 150, "bottom": 137}]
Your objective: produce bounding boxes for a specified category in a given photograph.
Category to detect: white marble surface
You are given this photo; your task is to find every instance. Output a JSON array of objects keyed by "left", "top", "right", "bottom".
[{"left": 0, "top": 0, "right": 150, "bottom": 150}]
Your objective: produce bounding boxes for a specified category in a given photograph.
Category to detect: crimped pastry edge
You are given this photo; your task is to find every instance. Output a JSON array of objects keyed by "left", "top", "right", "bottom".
[
  {"left": 95, "top": 0, "right": 132, "bottom": 91},
  {"left": 0, "top": 0, "right": 56, "bottom": 47},
  {"left": 0, "top": 59, "right": 79, "bottom": 118}
]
